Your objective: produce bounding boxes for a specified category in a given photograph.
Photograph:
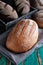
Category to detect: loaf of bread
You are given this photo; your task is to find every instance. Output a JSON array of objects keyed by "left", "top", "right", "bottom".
[
  {"left": 6, "top": 19, "right": 38, "bottom": 53},
  {"left": 31, "top": 0, "right": 43, "bottom": 9},
  {"left": 13, "top": 0, "right": 30, "bottom": 15},
  {"left": 33, "top": 10, "right": 43, "bottom": 28},
  {"left": 1, "top": 0, "right": 13, "bottom": 6},
  {"left": 0, "top": 1, "right": 18, "bottom": 22}
]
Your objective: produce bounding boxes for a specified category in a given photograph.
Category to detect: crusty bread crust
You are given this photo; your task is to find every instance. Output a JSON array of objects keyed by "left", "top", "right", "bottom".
[
  {"left": 13, "top": 0, "right": 30, "bottom": 15},
  {"left": 6, "top": 19, "right": 38, "bottom": 53},
  {"left": 0, "top": 1, "right": 18, "bottom": 22},
  {"left": 33, "top": 10, "right": 43, "bottom": 28},
  {"left": 31, "top": 0, "right": 43, "bottom": 9}
]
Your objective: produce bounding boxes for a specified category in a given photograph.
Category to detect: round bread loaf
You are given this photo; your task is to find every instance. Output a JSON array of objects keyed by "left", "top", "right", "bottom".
[
  {"left": 13, "top": 0, "right": 30, "bottom": 15},
  {"left": 6, "top": 19, "right": 38, "bottom": 53},
  {"left": 33, "top": 10, "right": 43, "bottom": 28},
  {"left": 31, "top": 0, "right": 43, "bottom": 9},
  {"left": 0, "top": 1, "right": 18, "bottom": 22}
]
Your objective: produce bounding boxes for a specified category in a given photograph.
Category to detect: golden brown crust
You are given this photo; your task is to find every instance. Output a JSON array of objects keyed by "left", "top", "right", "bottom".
[
  {"left": 6, "top": 19, "right": 38, "bottom": 53},
  {"left": 0, "top": 1, "right": 18, "bottom": 22}
]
